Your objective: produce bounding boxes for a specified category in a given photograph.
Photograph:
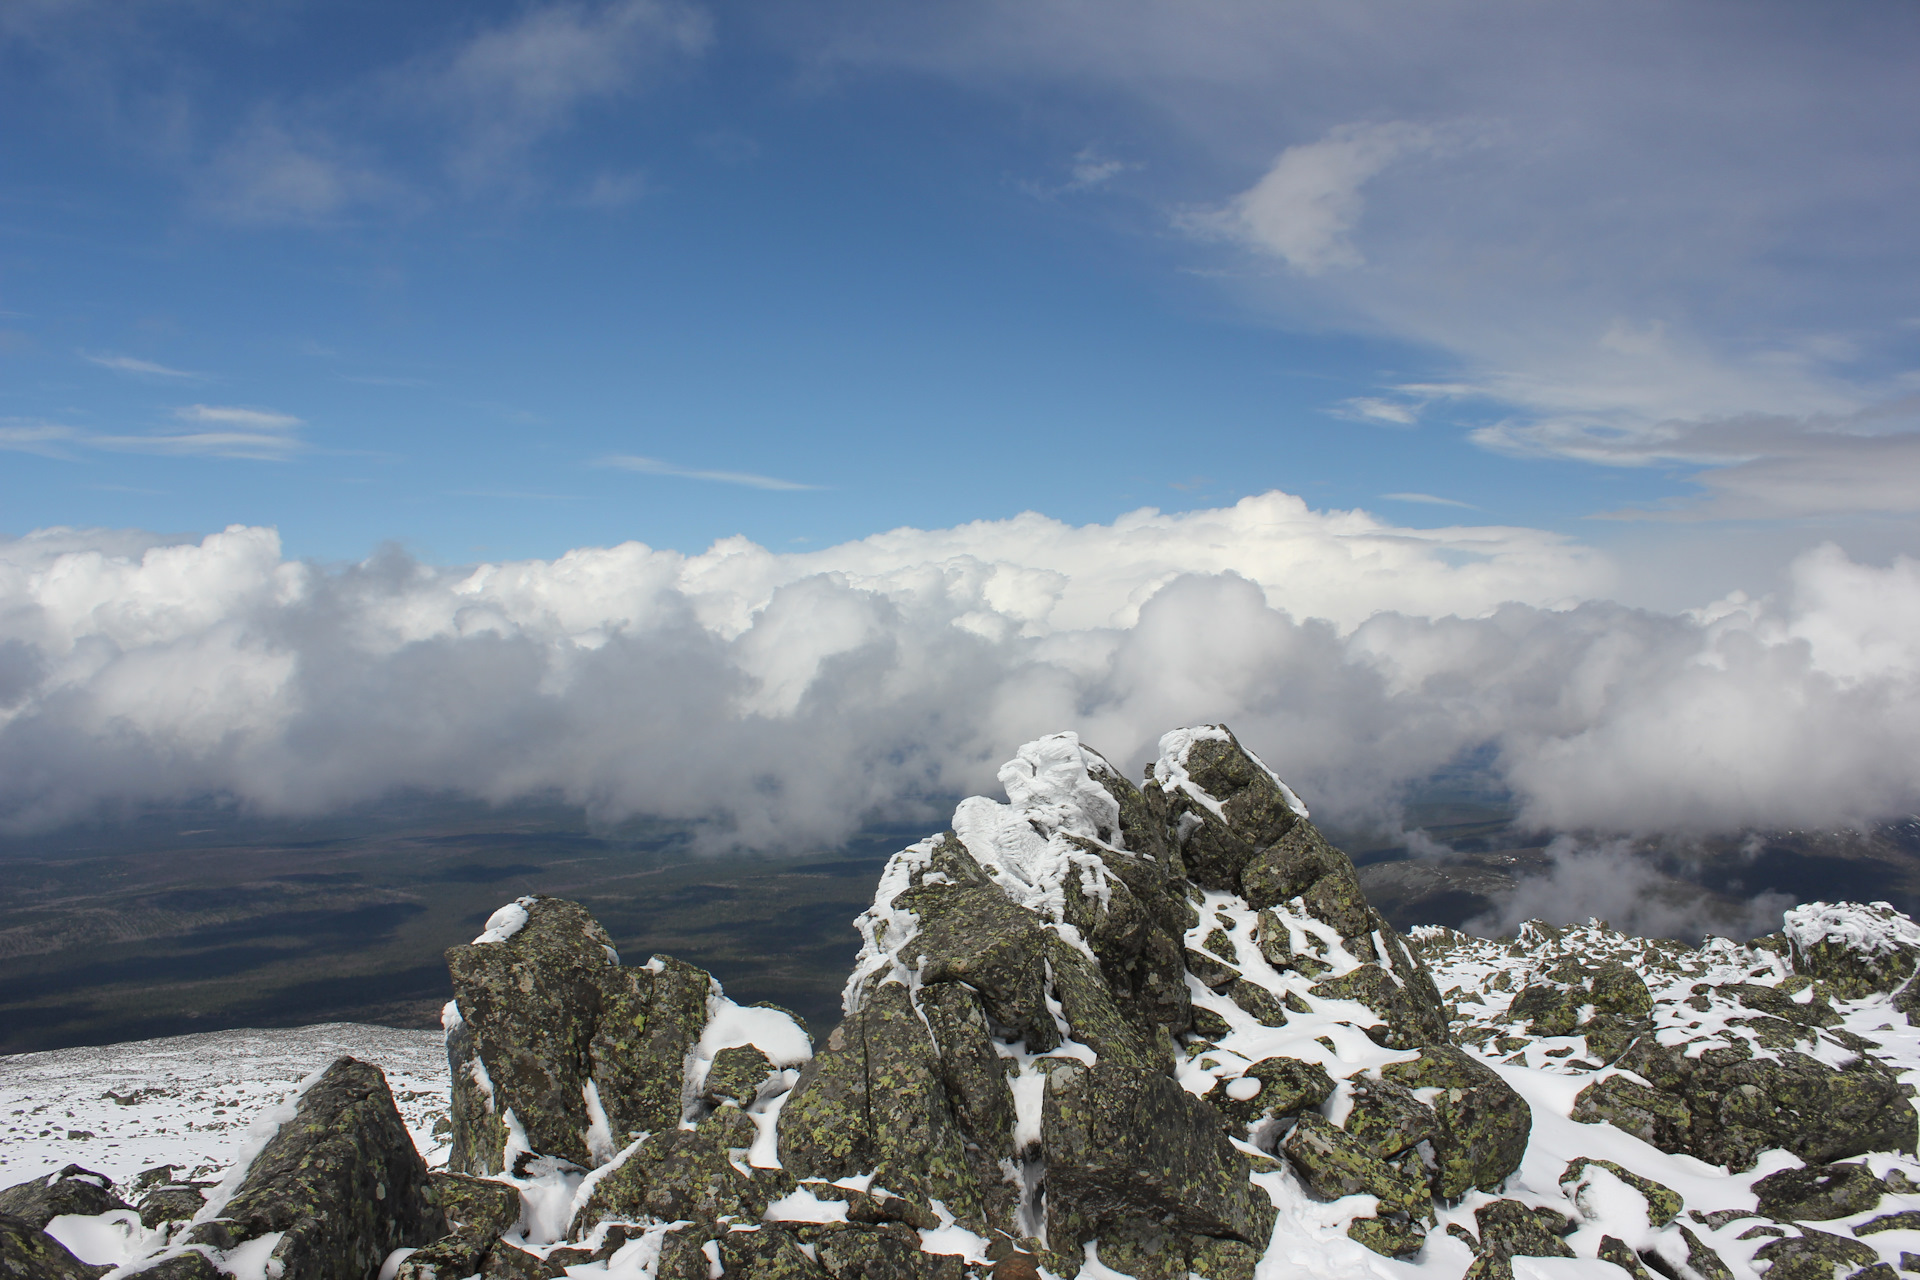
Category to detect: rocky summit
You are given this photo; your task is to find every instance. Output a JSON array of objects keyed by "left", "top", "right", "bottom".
[{"left": 9, "top": 725, "right": 1920, "bottom": 1280}]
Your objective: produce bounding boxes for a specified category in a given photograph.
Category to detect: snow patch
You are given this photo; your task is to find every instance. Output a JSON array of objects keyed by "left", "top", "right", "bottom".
[{"left": 472, "top": 896, "right": 538, "bottom": 945}]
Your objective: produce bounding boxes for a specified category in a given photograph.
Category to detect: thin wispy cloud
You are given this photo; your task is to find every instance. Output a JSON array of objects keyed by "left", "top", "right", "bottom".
[
  {"left": 1381, "top": 492, "right": 1477, "bottom": 509},
  {"left": 91, "top": 432, "right": 309, "bottom": 461},
  {"left": 0, "top": 406, "right": 309, "bottom": 462},
  {"left": 598, "top": 454, "right": 819, "bottom": 491},
  {"left": 1336, "top": 397, "right": 1420, "bottom": 426},
  {"left": 0, "top": 423, "right": 82, "bottom": 458},
  {"left": 174, "top": 404, "right": 304, "bottom": 431},
  {"left": 84, "top": 353, "right": 201, "bottom": 379},
  {"left": 340, "top": 375, "right": 432, "bottom": 388}
]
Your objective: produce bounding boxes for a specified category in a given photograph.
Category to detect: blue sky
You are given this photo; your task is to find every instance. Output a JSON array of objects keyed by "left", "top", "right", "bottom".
[
  {"left": 4, "top": 3, "right": 1920, "bottom": 854},
  {"left": 4, "top": 0, "right": 1914, "bottom": 594}
]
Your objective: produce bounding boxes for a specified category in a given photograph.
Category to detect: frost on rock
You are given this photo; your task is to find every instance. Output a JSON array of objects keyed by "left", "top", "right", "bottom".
[{"left": 1781, "top": 900, "right": 1920, "bottom": 999}]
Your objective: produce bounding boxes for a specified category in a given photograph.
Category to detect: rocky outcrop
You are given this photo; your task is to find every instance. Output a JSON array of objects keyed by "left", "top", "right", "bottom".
[
  {"left": 444, "top": 896, "right": 714, "bottom": 1175},
  {"left": 177, "top": 1056, "right": 441, "bottom": 1278}
]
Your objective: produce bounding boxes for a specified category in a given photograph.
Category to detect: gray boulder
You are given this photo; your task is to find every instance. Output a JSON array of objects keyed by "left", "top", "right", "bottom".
[
  {"left": 1753, "top": 1162, "right": 1887, "bottom": 1222},
  {"left": 1578, "top": 1036, "right": 1917, "bottom": 1172},
  {"left": 1461, "top": 1199, "right": 1575, "bottom": 1280},
  {"left": 0, "top": 1165, "right": 129, "bottom": 1229},
  {"left": 1381, "top": 1045, "right": 1531, "bottom": 1199},
  {"left": 186, "top": 1056, "right": 442, "bottom": 1280},
  {"left": 1044, "top": 1059, "right": 1275, "bottom": 1258}
]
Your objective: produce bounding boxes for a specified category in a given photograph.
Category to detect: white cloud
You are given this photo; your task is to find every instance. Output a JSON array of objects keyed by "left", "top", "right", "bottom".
[
  {"left": 173, "top": 405, "right": 303, "bottom": 431},
  {"left": 1185, "top": 121, "right": 1433, "bottom": 273},
  {"left": 598, "top": 454, "right": 820, "bottom": 491},
  {"left": 83, "top": 353, "right": 200, "bottom": 378},
  {"left": 1, "top": 494, "right": 1915, "bottom": 855}
]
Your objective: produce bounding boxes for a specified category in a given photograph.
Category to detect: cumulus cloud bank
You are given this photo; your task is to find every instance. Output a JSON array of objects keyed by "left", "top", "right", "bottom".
[{"left": 1, "top": 491, "right": 1917, "bottom": 847}]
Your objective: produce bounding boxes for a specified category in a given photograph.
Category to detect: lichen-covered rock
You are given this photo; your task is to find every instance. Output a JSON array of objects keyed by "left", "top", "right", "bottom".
[
  {"left": 117, "top": 1251, "right": 224, "bottom": 1279},
  {"left": 428, "top": 1170, "right": 521, "bottom": 1239},
  {"left": 1381, "top": 1045, "right": 1531, "bottom": 1198},
  {"left": 0, "top": 1212, "right": 109, "bottom": 1280},
  {"left": 777, "top": 1014, "right": 874, "bottom": 1180},
  {"left": 1463, "top": 1199, "right": 1575, "bottom": 1280},
  {"left": 1693, "top": 1049, "right": 1917, "bottom": 1171},
  {"left": 1225, "top": 979, "right": 1289, "bottom": 1027},
  {"left": 186, "top": 1056, "right": 441, "bottom": 1280},
  {"left": 1145, "top": 725, "right": 1304, "bottom": 893},
  {"left": 1206, "top": 1055, "right": 1334, "bottom": 1137},
  {"left": 857, "top": 981, "right": 985, "bottom": 1222},
  {"left": 1510, "top": 960, "right": 1651, "bottom": 1046},
  {"left": 1085, "top": 1222, "right": 1260, "bottom": 1280},
  {"left": 0, "top": 1164, "right": 130, "bottom": 1228},
  {"left": 1283, "top": 1111, "right": 1429, "bottom": 1252},
  {"left": 394, "top": 1233, "right": 492, "bottom": 1280},
  {"left": 137, "top": 1184, "right": 207, "bottom": 1230},
  {"left": 1573, "top": 1074, "right": 1693, "bottom": 1151},
  {"left": 702, "top": 1044, "right": 777, "bottom": 1107},
  {"left": 778, "top": 978, "right": 981, "bottom": 1223},
  {"left": 1044, "top": 1058, "right": 1274, "bottom": 1255},
  {"left": 712, "top": 1226, "right": 829, "bottom": 1277},
  {"left": 1784, "top": 902, "right": 1920, "bottom": 999},
  {"left": 1312, "top": 961, "right": 1451, "bottom": 1050},
  {"left": 1753, "top": 1162, "right": 1887, "bottom": 1222},
  {"left": 806, "top": 1221, "right": 965, "bottom": 1279},
  {"left": 1561, "top": 1158, "right": 1682, "bottom": 1228},
  {"left": 1751, "top": 1227, "right": 1881, "bottom": 1280},
  {"left": 481, "top": 1241, "right": 562, "bottom": 1279},
  {"left": 1342, "top": 1077, "right": 1435, "bottom": 1159},
  {"left": 445, "top": 896, "right": 713, "bottom": 1174},
  {"left": 899, "top": 878, "right": 1062, "bottom": 1052},
  {"left": 1599, "top": 1234, "right": 1660, "bottom": 1279},
  {"left": 653, "top": 1229, "right": 716, "bottom": 1280},
  {"left": 570, "top": 1114, "right": 772, "bottom": 1235}
]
